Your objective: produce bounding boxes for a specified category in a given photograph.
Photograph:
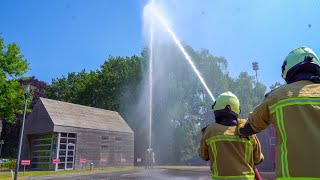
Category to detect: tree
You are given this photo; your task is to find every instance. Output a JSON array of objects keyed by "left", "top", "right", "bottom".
[
  {"left": 46, "top": 70, "right": 98, "bottom": 106},
  {"left": 0, "top": 35, "right": 29, "bottom": 122},
  {"left": 2, "top": 76, "right": 47, "bottom": 157},
  {"left": 270, "top": 82, "right": 283, "bottom": 90}
]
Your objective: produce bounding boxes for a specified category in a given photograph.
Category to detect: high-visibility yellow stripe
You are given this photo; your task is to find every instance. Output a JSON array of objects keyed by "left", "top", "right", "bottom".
[
  {"left": 276, "top": 108, "right": 290, "bottom": 177},
  {"left": 212, "top": 142, "right": 218, "bottom": 176},
  {"left": 206, "top": 135, "right": 254, "bottom": 179},
  {"left": 206, "top": 135, "right": 253, "bottom": 143},
  {"left": 212, "top": 174, "right": 255, "bottom": 179},
  {"left": 280, "top": 108, "right": 289, "bottom": 177},
  {"left": 269, "top": 97, "right": 320, "bottom": 114},
  {"left": 269, "top": 97, "right": 320, "bottom": 109},
  {"left": 246, "top": 141, "right": 254, "bottom": 175},
  {"left": 245, "top": 140, "right": 250, "bottom": 164}
]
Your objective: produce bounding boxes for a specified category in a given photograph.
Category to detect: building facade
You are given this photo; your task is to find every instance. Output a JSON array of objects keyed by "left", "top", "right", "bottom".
[{"left": 22, "top": 98, "right": 134, "bottom": 171}]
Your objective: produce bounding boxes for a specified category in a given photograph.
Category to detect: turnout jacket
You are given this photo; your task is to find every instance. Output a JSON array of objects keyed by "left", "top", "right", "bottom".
[
  {"left": 241, "top": 80, "right": 320, "bottom": 179},
  {"left": 198, "top": 119, "right": 263, "bottom": 179}
]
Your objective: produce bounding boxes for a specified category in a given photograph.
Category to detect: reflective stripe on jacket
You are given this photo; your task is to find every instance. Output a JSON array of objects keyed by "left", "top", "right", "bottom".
[{"left": 245, "top": 80, "right": 320, "bottom": 179}]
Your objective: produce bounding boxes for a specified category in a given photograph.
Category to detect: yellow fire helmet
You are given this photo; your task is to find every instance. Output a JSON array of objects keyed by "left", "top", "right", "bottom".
[
  {"left": 212, "top": 91, "right": 240, "bottom": 115},
  {"left": 282, "top": 46, "right": 320, "bottom": 81}
]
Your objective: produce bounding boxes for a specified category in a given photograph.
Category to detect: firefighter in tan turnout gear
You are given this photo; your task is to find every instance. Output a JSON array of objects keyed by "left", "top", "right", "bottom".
[
  {"left": 198, "top": 92, "right": 264, "bottom": 180},
  {"left": 238, "top": 47, "right": 320, "bottom": 179}
]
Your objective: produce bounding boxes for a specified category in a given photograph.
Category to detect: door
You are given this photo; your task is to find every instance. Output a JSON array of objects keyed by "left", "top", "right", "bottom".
[{"left": 57, "top": 133, "right": 76, "bottom": 170}]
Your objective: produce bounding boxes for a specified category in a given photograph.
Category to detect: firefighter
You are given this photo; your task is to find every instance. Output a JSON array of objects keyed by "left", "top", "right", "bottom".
[
  {"left": 198, "top": 91, "right": 264, "bottom": 179},
  {"left": 151, "top": 150, "right": 155, "bottom": 168},
  {"left": 145, "top": 148, "right": 155, "bottom": 169},
  {"left": 237, "top": 46, "right": 320, "bottom": 179}
]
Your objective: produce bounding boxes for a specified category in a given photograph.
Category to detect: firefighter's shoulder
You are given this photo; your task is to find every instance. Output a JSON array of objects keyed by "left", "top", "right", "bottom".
[
  {"left": 264, "top": 87, "right": 280, "bottom": 98},
  {"left": 201, "top": 123, "right": 215, "bottom": 133},
  {"left": 201, "top": 125, "right": 209, "bottom": 133}
]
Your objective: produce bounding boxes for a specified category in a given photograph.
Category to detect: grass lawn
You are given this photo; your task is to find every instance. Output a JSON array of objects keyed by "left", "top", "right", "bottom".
[{"left": 0, "top": 167, "right": 136, "bottom": 180}]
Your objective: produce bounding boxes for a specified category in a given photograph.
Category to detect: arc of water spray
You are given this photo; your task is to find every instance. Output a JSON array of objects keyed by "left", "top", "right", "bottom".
[{"left": 146, "top": 4, "right": 215, "bottom": 102}]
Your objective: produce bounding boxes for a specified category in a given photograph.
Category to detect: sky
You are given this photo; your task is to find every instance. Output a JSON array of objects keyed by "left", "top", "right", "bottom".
[{"left": 1, "top": 0, "right": 320, "bottom": 90}]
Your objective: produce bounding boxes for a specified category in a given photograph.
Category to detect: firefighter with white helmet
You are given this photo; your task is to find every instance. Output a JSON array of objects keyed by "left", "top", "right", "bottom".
[
  {"left": 238, "top": 46, "right": 320, "bottom": 179},
  {"left": 198, "top": 91, "right": 264, "bottom": 179}
]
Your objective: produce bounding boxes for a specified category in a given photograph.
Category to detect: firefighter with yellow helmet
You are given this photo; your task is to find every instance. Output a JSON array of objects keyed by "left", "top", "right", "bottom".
[
  {"left": 237, "top": 46, "right": 320, "bottom": 179},
  {"left": 198, "top": 91, "right": 264, "bottom": 179}
]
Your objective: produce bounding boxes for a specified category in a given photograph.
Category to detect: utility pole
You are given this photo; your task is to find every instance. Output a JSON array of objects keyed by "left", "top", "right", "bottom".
[
  {"left": 0, "top": 140, "right": 4, "bottom": 157},
  {"left": 14, "top": 85, "right": 31, "bottom": 180}
]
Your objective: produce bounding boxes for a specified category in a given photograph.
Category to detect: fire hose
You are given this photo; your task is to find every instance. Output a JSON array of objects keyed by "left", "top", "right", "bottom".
[{"left": 254, "top": 166, "right": 262, "bottom": 180}]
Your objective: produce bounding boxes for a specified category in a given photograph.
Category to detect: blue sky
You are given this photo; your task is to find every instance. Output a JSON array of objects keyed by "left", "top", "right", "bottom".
[{"left": 1, "top": 0, "right": 320, "bottom": 89}]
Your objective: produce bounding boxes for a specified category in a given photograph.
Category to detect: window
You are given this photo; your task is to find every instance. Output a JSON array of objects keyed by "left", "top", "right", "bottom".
[
  {"left": 102, "top": 136, "right": 109, "bottom": 140},
  {"left": 60, "top": 138, "right": 67, "bottom": 143},
  {"left": 67, "top": 163, "right": 73, "bottom": 168},
  {"left": 68, "top": 133, "right": 76, "bottom": 138},
  {"left": 60, "top": 144, "right": 67, "bottom": 150},
  {"left": 68, "top": 139, "right": 76, "bottom": 144},
  {"left": 115, "top": 137, "right": 122, "bottom": 141},
  {"left": 59, "top": 156, "right": 65, "bottom": 162},
  {"left": 101, "top": 145, "right": 108, "bottom": 149},
  {"left": 67, "top": 151, "right": 74, "bottom": 156}
]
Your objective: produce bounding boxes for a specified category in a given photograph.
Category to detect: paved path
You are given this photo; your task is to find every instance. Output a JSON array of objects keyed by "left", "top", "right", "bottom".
[{"left": 27, "top": 167, "right": 211, "bottom": 180}]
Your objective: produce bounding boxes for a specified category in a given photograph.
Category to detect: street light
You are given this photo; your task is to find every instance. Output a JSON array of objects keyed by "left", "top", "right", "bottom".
[
  {"left": 14, "top": 85, "right": 31, "bottom": 180},
  {"left": 252, "top": 62, "right": 260, "bottom": 103},
  {"left": 252, "top": 62, "right": 259, "bottom": 83}
]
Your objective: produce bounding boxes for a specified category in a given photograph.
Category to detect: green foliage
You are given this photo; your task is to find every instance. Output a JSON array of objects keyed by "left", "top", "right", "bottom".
[
  {"left": 229, "top": 72, "right": 266, "bottom": 118},
  {"left": 270, "top": 82, "right": 283, "bottom": 90},
  {"left": 1, "top": 76, "right": 47, "bottom": 158},
  {"left": 0, "top": 35, "right": 29, "bottom": 122},
  {"left": 0, "top": 160, "right": 16, "bottom": 169}
]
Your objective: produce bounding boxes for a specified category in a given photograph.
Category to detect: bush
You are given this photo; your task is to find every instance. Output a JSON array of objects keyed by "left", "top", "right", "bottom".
[{"left": 0, "top": 160, "right": 16, "bottom": 169}]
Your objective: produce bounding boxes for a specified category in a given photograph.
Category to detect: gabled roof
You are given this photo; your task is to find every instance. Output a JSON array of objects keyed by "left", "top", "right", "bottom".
[{"left": 37, "top": 98, "right": 133, "bottom": 133}]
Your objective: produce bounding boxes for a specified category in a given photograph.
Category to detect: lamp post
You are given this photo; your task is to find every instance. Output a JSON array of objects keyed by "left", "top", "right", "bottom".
[
  {"left": 14, "top": 85, "right": 31, "bottom": 180},
  {"left": 252, "top": 62, "right": 259, "bottom": 83},
  {"left": 252, "top": 62, "right": 260, "bottom": 103}
]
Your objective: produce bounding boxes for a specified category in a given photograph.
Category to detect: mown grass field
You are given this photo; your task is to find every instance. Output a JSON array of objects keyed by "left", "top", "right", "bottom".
[{"left": 0, "top": 167, "right": 136, "bottom": 180}]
